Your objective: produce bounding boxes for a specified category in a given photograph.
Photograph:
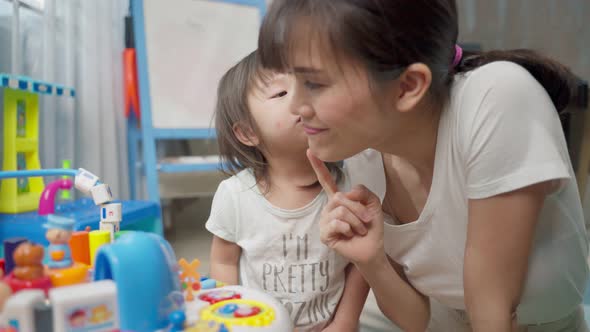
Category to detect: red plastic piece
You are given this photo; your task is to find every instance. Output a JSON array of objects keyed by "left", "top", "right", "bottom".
[
  {"left": 234, "top": 306, "right": 261, "bottom": 318},
  {"left": 0, "top": 258, "right": 4, "bottom": 275},
  {"left": 123, "top": 49, "right": 141, "bottom": 122},
  {"left": 192, "top": 282, "right": 201, "bottom": 291},
  {"left": 4, "top": 271, "right": 52, "bottom": 296},
  {"left": 199, "top": 290, "right": 241, "bottom": 304}
]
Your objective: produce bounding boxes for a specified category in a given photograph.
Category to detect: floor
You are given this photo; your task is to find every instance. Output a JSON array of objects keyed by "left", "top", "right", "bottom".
[{"left": 164, "top": 196, "right": 214, "bottom": 274}]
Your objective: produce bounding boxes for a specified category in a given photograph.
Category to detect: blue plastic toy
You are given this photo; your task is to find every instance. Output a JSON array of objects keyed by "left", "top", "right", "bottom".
[
  {"left": 43, "top": 215, "right": 75, "bottom": 269},
  {"left": 93, "top": 231, "right": 182, "bottom": 331}
]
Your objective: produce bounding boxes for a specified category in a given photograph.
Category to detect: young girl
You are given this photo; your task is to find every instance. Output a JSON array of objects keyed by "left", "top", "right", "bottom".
[
  {"left": 258, "top": 0, "right": 589, "bottom": 331},
  {"left": 206, "top": 51, "right": 373, "bottom": 332}
]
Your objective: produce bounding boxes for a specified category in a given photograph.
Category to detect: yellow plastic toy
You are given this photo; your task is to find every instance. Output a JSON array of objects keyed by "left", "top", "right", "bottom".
[
  {"left": 89, "top": 230, "right": 112, "bottom": 266},
  {"left": 0, "top": 83, "right": 43, "bottom": 213},
  {"left": 0, "top": 74, "right": 76, "bottom": 213},
  {"left": 199, "top": 299, "right": 275, "bottom": 328}
]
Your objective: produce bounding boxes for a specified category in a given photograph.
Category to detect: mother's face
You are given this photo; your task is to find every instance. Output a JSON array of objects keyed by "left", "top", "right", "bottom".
[{"left": 287, "top": 35, "right": 399, "bottom": 162}]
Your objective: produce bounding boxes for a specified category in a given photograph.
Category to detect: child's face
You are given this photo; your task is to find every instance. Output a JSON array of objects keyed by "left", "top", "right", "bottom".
[{"left": 245, "top": 73, "right": 308, "bottom": 154}]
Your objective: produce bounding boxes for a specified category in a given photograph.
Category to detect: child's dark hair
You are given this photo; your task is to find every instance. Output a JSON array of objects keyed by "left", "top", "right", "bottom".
[
  {"left": 215, "top": 50, "right": 267, "bottom": 181},
  {"left": 259, "top": 0, "right": 575, "bottom": 113},
  {"left": 215, "top": 50, "right": 342, "bottom": 188}
]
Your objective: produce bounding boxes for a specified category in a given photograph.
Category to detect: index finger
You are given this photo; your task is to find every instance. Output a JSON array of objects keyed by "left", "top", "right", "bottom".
[{"left": 307, "top": 149, "right": 338, "bottom": 197}]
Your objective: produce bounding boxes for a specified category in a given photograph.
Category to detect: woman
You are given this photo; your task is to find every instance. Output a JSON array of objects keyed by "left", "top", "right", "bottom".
[{"left": 257, "top": 0, "right": 589, "bottom": 331}]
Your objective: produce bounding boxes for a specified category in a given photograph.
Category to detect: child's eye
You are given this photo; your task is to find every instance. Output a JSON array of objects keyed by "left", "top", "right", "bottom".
[
  {"left": 271, "top": 91, "right": 287, "bottom": 98},
  {"left": 304, "top": 81, "right": 324, "bottom": 90}
]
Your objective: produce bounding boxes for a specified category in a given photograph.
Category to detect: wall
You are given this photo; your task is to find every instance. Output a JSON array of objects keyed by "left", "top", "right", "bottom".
[{"left": 457, "top": 0, "right": 589, "bottom": 81}]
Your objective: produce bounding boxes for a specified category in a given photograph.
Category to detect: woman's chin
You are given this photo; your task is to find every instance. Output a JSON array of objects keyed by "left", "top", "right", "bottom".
[{"left": 309, "top": 143, "right": 357, "bottom": 163}]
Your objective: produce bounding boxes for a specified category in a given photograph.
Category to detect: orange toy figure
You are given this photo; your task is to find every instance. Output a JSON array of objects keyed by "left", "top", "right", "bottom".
[
  {"left": 12, "top": 242, "right": 45, "bottom": 280},
  {"left": 178, "top": 259, "right": 200, "bottom": 302},
  {"left": 0, "top": 270, "right": 13, "bottom": 311}
]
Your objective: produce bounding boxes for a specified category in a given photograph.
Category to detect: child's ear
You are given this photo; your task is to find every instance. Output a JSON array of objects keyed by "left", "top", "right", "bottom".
[{"left": 233, "top": 123, "right": 260, "bottom": 147}]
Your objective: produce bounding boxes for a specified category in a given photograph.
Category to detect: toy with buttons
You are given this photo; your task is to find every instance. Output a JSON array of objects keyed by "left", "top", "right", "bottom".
[
  {"left": 172, "top": 258, "right": 292, "bottom": 331},
  {"left": 0, "top": 169, "right": 292, "bottom": 332}
]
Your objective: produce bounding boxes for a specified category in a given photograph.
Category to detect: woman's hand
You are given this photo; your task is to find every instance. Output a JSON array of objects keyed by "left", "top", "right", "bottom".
[{"left": 308, "top": 150, "right": 386, "bottom": 265}]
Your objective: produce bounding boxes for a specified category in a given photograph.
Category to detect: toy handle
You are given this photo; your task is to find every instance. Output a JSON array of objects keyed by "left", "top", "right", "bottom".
[{"left": 38, "top": 178, "right": 74, "bottom": 215}]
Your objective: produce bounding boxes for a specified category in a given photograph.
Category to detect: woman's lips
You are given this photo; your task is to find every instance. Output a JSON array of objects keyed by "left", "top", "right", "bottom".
[{"left": 302, "top": 124, "right": 328, "bottom": 135}]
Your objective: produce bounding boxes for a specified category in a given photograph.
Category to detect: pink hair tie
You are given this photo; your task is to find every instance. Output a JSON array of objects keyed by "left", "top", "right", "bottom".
[{"left": 452, "top": 44, "right": 463, "bottom": 67}]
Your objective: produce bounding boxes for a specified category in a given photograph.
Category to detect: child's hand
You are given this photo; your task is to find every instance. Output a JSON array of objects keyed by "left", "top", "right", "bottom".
[{"left": 308, "top": 150, "right": 386, "bottom": 266}]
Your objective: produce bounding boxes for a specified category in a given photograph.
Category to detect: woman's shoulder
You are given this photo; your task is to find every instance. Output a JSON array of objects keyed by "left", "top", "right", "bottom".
[
  {"left": 450, "top": 60, "right": 556, "bottom": 127},
  {"left": 454, "top": 61, "right": 547, "bottom": 103}
]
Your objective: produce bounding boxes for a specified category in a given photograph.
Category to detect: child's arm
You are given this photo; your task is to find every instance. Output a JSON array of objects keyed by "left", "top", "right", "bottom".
[
  {"left": 209, "top": 235, "right": 241, "bottom": 285},
  {"left": 323, "top": 264, "right": 370, "bottom": 332}
]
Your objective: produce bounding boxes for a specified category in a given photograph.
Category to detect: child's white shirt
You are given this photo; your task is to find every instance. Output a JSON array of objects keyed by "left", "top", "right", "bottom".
[{"left": 206, "top": 156, "right": 383, "bottom": 331}]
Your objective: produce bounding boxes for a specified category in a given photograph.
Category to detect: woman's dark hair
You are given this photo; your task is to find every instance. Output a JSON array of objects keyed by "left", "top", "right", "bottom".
[
  {"left": 215, "top": 50, "right": 342, "bottom": 190},
  {"left": 258, "top": 0, "right": 575, "bottom": 112}
]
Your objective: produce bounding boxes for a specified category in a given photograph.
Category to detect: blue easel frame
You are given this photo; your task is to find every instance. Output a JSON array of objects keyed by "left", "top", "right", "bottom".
[{"left": 129, "top": 0, "right": 266, "bottom": 202}]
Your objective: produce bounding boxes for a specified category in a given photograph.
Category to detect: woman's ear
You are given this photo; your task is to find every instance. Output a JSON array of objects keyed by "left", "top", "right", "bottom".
[
  {"left": 395, "top": 63, "right": 432, "bottom": 112},
  {"left": 233, "top": 123, "right": 260, "bottom": 147}
]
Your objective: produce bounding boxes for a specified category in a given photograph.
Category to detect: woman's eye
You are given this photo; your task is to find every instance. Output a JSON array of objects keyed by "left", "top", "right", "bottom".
[
  {"left": 304, "top": 81, "right": 324, "bottom": 90},
  {"left": 271, "top": 90, "right": 288, "bottom": 98}
]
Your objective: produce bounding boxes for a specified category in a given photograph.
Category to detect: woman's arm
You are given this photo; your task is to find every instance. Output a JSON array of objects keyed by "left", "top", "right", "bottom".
[
  {"left": 210, "top": 235, "right": 241, "bottom": 285},
  {"left": 465, "top": 182, "right": 547, "bottom": 332}
]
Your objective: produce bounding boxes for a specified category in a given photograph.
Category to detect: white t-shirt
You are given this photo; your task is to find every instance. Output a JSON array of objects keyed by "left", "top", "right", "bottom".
[
  {"left": 206, "top": 169, "right": 354, "bottom": 331},
  {"left": 358, "top": 61, "right": 588, "bottom": 326}
]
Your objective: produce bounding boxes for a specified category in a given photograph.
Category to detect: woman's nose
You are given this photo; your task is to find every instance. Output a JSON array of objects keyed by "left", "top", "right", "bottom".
[{"left": 298, "top": 104, "right": 315, "bottom": 119}]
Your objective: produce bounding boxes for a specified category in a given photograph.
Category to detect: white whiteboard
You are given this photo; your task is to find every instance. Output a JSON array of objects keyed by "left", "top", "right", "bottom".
[{"left": 143, "top": 0, "right": 261, "bottom": 129}]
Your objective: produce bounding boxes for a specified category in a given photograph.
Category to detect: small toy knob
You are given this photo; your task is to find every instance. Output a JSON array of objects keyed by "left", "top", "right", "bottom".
[{"left": 169, "top": 310, "right": 186, "bottom": 332}]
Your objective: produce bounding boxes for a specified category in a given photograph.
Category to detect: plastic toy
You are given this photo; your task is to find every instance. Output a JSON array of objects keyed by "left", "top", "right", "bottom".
[
  {"left": 38, "top": 179, "right": 73, "bottom": 215},
  {"left": 0, "top": 168, "right": 292, "bottom": 331},
  {"left": 42, "top": 215, "right": 90, "bottom": 287},
  {"left": 45, "top": 260, "right": 89, "bottom": 288},
  {"left": 68, "top": 229, "right": 91, "bottom": 266},
  {"left": 49, "top": 280, "right": 119, "bottom": 331},
  {"left": 43, "top": 215, "right": 75, "bottom": 269},
  {"left": 60, "top": 160, "right": 73, "bottom": 200},
  {"left": 1, "top": 289, "right": 45, "bottom": 331},
  {"left": 0, "top": 74, "right": 75, "bottom": 214},
  {"left": 88, "top": 231, "right": 110, "bottom": 266},
  {"left": 12, "top": 243, "right": 44, "bottom": 281},
  {"left": 179, "top": 258, "right": 201, "bottom": 301},
  {"left": 3, "top": 243, "right": 52, "bottom": 296},
  {"left": 0, "top": 80, "right": 43, "bottom": 214},
  {"left": 2, "top": 280, "right": 119, "bottom": 332},
  {"left": 0, "top": 271, "right": 12, "bottom": 312},
  {"left": 183, "top": 285, "right": 293, "bottom": 331},
  {"left": 93, "top": 231, "right": 181, "bottom": 331},
  {"left": 2, "top": 238, "right": 26, "bottom": 275},
  {"left": 0, "top": 231, "right": 293, "bottom": 332},
  {"left": 0, "top": 169, "right": 162, "bottom": 254}
]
